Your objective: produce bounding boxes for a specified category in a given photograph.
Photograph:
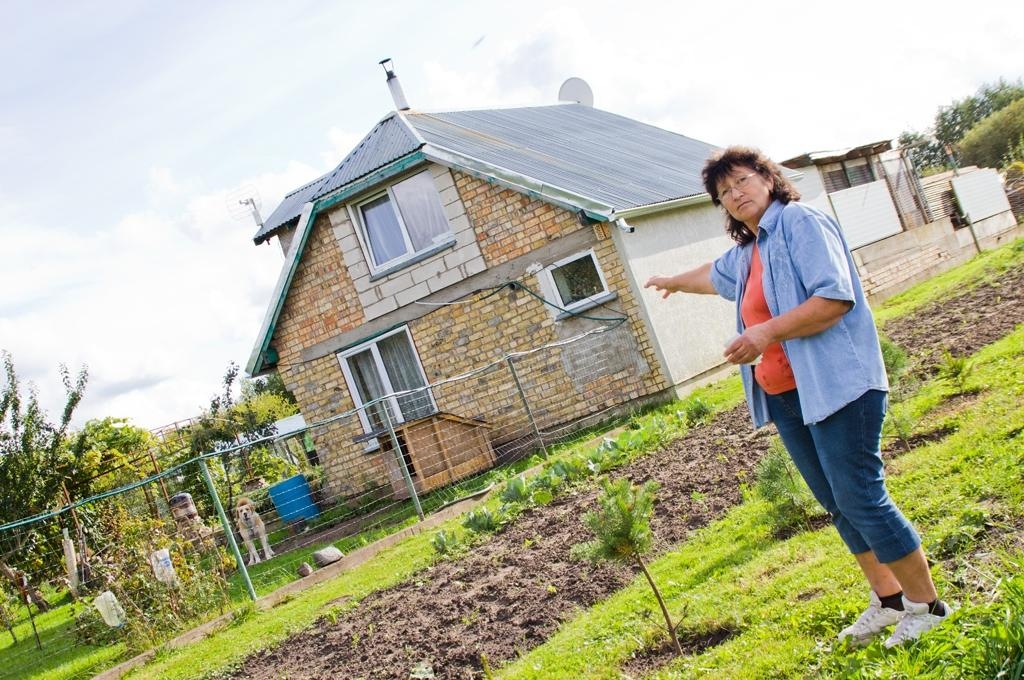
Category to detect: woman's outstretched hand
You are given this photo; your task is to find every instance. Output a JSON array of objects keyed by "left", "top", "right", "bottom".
[{"left": 644, "top": 275, "right": 679, "bottom": 299}]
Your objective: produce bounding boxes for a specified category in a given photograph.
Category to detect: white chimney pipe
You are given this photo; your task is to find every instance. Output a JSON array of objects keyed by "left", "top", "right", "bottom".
[{"left": 379, "top": 58, "right": 410, "bottom": 111}]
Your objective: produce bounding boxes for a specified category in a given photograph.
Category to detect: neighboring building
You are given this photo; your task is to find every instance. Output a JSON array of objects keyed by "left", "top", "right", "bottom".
[
  {"left": 781, "top": 140, "right": 930, "bottom": 250},
  {"left": 783, "top": 144, "right": 1022, "bottom": 302},
  {"left": 246, "top": 90, "right": 747, "bottom": 501}
]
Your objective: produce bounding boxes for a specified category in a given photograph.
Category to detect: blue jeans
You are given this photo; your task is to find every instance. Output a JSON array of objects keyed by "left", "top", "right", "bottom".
[{"left": 765, "top": 388, "right": 920, "bottom": 563}]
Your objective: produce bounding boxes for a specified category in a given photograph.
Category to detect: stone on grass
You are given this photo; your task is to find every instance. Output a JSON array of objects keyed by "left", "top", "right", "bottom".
[
  {"left": 297, "top": 562, "right": 314, "bottom": 577},
  {"left": 312, "top": 546, "right": 344, "bottom": 567}
]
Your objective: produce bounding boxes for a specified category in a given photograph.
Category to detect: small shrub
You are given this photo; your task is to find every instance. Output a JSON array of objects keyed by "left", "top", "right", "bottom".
[
  {"left": 884, "top": 402, "right": 917, "bottom": 454},
  {"left": 573, "top": 477, "right": 683, "bottom": 656},
  {"left": 548, "top": 457, "right": 589, "bottom": 484},
  {"left": 432, "top": 530, "right": 458, "bottom": 555},
  {"left": 754, "top": 439, "right": 824, "bottom": 536},
  {"left": 879, "top": 334, "right": 908, "bottom": 386},
  {"left": 499, "top": 475, "right": 530, "bottom": 505},
  {"left": 681, "top": 397, "right": 713, "bottom": 425},
  {"left": 462, "top": 508, "right": 504, "bottom": 534},
  {"left": 937, "top": 348, "right": 976, "bottom": 394},
  {"left": 591, "top": 438, "right": 628, "bottom": 470}
]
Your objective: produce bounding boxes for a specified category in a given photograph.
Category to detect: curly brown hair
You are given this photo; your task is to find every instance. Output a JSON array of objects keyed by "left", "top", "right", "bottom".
[{"left": 702, "top": 146, "right": 801, "bottom": 245}]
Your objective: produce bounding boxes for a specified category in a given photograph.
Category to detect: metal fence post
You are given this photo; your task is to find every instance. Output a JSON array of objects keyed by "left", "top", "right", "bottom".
[
  {"left": 198, "top": 458, "right": 257, "bottom": 602},
  {"left": 506, "top": 355, "right": 549, "bottom": 458},
  {"left": 380, "top": 404, "right": 424, "bottom": 520}
]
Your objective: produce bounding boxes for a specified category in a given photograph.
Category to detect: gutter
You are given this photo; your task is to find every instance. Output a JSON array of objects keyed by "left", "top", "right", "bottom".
[{"left": 611, "top": 192, "right": 713, "bottom": 219}]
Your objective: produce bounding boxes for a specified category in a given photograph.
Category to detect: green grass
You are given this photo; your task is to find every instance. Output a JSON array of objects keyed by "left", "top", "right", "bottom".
[{"left": 0, "top": 590, "right": 126, "bottom": 680}]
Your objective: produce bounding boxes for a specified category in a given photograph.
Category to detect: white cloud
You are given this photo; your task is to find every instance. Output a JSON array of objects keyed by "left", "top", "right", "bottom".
[{"left": 0, "top": 161, "right": 322, "bottom": 430}]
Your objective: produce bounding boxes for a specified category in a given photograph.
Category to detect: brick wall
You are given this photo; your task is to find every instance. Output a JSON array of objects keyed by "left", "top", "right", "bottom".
[
  {"left": 271, "top": 212, "right": 386, "bottom": 500},
  {"left": 454, "top": 170, "right": 581, "bottom": 265},
  {"left": 857, "top": 243, "right": 955, "bottom": 300}
]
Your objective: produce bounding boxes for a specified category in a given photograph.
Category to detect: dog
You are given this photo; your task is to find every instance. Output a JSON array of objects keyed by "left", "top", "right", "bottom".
[{"left": 234, "top": 497, "right": 276, "bottom": 565}]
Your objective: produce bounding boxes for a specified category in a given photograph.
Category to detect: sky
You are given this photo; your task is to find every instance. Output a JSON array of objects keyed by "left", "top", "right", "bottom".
[{"left": 2, "top": 0, "right": 1022, "bottom": 431}]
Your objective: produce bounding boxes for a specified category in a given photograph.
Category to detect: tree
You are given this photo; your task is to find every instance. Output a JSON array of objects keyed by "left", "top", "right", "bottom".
[
  {"left": 0, "top": 351, "right": 88, "bottom": 608},
  {"left": 240, "top": 371, "right": 297, "bottom": 405},
  {"left": 934, "top": 79, "right": 1024, "bottom": 150},
  {"left": 900, "top": 78, "right": 1024, "bottom": 173},
  {"left": 574, "top": 477, "right": 683, "bottom": 656},
  {"left": 0, "top": 351, "right": 87, "bottom": 528},
  {"left": 171, "top": 362, "right": 290, "bottom": 515},
  {"left": 67, "top": 418, "right": 156, "bottom": 497},
  {"left": 958, "top": 97, "right": 1024, "bottom": 169},
  {"left": 897, "top": 131, "right": 948, "bottom": 175}
]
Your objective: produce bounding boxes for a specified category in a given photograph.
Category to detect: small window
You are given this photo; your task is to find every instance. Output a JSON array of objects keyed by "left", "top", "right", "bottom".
[
  {"left": 823, "top": 165, "right": 850, "bottom": 193},
  {"left": 541, "top": 250, "right": 610, "bottom": 313},
  {"left": 844, "top": 159, "right": 874, "bottom": 187},
  {"left": 357, "top": 170, "right": 451, "bottom": 270}
]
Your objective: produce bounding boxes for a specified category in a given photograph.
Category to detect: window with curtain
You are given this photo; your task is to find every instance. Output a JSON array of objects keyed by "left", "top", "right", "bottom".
[
  {"left": 338, "top": 328, "right": 435, "bottom": 436},
  {"left": 357, "top": 170, "right": 451, "bottom": 269}
]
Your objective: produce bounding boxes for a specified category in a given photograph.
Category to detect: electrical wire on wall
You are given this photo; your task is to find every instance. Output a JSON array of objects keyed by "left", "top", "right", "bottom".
[{"left": 268, "top": 273, "right": 630, "bottom": 371}]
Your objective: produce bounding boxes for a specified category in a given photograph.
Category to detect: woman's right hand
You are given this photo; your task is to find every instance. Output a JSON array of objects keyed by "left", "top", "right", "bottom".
[
  {"left": 644, "top": 275, "right": 679, "bottom": 299},
  {"left": 644, "top": 263, "right": 717, "bottom": 297}
]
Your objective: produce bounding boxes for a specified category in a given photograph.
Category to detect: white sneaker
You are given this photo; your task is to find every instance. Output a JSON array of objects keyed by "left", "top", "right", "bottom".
[
  {"left": 883, "top": 597, "right": 952, "bottom": 648},
  {"left": 838, "top": 591, "right": 905, "bottom": 646}
]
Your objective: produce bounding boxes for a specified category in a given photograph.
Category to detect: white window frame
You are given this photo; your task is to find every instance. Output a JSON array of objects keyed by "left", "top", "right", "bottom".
[
  {"left": 351, "top": 169, "right": 452, "bottom": 273},
  {"left": 337, "top": 327, "right": 436, "bottom": 442},
  {"left": 538, "top": 249, "right": 612, "bottom": 315}
]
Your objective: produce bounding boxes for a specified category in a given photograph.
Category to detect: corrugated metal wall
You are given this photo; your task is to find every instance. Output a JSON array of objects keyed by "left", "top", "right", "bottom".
[{"left": 828, "top": 180, "right": 904, "bottom": 249}]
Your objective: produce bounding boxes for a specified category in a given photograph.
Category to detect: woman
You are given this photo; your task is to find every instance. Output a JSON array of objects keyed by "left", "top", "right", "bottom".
[{"left": 645, "top": 146, "right": 950, "bottom": 647}]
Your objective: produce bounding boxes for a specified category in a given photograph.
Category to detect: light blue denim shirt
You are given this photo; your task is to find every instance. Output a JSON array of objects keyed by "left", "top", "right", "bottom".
[{"left": 710, "top": 200, "right": 888, "bottom": 427}]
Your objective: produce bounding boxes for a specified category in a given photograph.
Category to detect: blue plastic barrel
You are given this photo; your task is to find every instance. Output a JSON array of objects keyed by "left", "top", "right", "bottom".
[{"left": 268, "top": 474, "right": 320, "bottom": 522}]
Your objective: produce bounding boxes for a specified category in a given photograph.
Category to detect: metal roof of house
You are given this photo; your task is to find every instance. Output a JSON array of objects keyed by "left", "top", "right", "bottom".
[
  {"left": 408, "top": 105, "right": 715, "bottom": 209},
  {"left": 253, "top": 104, "right": 718, "bottom": 244}
]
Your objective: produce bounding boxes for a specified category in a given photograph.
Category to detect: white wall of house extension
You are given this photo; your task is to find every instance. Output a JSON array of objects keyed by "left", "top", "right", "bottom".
[
  {"left": 613, "top": 201, "right": 737, "bottom": 390},
  {"left": 788, "top": 166, "right": 836, "bottom": 219}
]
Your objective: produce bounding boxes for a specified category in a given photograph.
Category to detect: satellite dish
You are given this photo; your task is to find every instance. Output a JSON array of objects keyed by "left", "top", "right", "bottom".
[{"left": 558, "top": 77, "right": 594, "bottom": 107}]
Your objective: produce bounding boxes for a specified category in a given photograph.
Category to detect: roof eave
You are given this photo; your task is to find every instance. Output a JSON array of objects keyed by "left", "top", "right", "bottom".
[{"left": 612, "top": 192, "right": 712, "bottom": 218}]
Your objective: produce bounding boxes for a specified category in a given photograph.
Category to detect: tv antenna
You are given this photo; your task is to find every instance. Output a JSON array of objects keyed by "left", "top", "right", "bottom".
[{"left": 226, "top": 185, "right": 264, "bottom": 229}]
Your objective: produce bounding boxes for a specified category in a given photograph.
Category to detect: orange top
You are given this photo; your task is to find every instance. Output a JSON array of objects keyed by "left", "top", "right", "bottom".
[{"left": 741, "top": 244, "right": 797, "bottom": 395}]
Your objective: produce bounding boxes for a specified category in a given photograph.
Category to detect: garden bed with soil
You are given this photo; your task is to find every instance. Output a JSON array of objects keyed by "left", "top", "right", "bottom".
[{"left": 230, "top": 261, "right": 1024, "bottom": 680}]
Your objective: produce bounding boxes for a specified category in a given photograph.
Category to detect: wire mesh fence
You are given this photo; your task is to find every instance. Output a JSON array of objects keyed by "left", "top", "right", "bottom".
[{"left": 0, "top": 320, "right": 668, "bottom": 678}]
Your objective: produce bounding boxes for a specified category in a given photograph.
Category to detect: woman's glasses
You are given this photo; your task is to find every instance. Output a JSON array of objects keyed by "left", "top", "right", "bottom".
[{"left": 718, "top": 172, "right": 757, "bottom": 201}]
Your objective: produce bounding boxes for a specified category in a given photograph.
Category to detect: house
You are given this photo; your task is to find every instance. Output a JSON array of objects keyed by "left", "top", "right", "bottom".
[{"left": 245, "top": 83, "right": 751, "bottom": 502}]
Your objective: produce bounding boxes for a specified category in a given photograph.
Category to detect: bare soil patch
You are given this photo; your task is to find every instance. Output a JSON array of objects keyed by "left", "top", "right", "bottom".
[
  {"left": 229, "top": 261, "right": 1023, "bottom": 679},
  {"left": 618, "top": 627, "right": 736, "bottom": 678},
  {"left": 880, "top": 262, "right": 1024, "bottom": 369}
]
